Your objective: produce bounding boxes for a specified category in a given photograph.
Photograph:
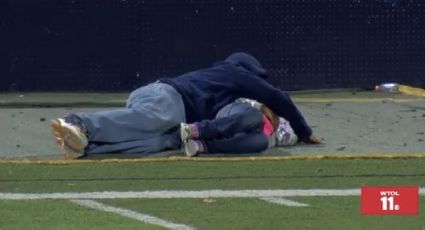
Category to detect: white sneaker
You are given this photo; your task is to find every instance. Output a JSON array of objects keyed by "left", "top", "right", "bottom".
[
  {"left": 183, "top": 139, "right": 200, "bottom": 157},
  {"left": 51, "top": 118, "right": 88, "bottom": 159},
  {"left": 51, "top": 132, "right": 85, "bottom": 160},
  {"left": 180, "top": 122, "right": 198, "bottom": 142},
  {"left": 180, "top": 122, "right": 191, "bottom": 142}
]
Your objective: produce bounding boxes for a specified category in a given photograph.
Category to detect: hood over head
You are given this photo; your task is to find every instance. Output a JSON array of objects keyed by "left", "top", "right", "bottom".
[{"left": 224, "top": 52, "right": 268, "bottom": 78}]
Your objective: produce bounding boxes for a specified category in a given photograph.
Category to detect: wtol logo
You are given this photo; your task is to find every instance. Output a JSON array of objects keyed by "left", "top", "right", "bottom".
[
  {"left": 380, "top": 191, "right": 400, "bottom": 196},
  {"left": 379, "top": 190, "right": 400, "bottom": 211},
  {"left": 361, "top": 186, "right": 419, "bottom": 215}
]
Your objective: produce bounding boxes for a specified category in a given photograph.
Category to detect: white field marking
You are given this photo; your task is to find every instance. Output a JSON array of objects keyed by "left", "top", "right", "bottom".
[
  {"left": 0, "top": 189, "right": 359, "bottom": 200},
  {"left": 71, "top": 199, "right": 194, "bottom": 230},
  {"left": 260, "top": 197, "right": 309, "bottom": 207},
  {"left": 0, "top": 188, "right": 424, "bottom": 200}
]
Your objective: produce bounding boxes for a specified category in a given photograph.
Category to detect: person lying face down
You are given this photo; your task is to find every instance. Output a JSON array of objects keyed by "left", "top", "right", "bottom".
[{"left": 180, "top": 98, "right": 301, "bottom": 157}]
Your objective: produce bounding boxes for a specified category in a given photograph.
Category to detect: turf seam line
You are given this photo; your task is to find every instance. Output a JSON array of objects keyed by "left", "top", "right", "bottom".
[
  {"left": 2, "top": 153, "right": 425, "bottom": 164},
  {"left": 71, "top": 199, "right": 194, "bottom": 230},
  {"left": 2, "top": 173, "right": 425, "bottom": 183}
]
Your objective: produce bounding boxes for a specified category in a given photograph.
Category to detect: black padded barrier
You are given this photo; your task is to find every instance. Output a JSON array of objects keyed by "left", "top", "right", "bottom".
[{"left": 0, "top": 0, "right": 424, "bottom": 91}]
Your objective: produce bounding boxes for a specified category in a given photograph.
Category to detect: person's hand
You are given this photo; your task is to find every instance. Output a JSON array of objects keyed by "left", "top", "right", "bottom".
[{"left": 304, "top": 134, "right": 325, "bottom": 144}]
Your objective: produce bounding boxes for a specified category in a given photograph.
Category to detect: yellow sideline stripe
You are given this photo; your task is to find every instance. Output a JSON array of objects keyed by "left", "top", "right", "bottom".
[
  {"left": 293, "top": 98, "right": 421, "bottom": 103},
  {"left": 398, "top": 85, "right": 425, "bottom": 98},
  {"left": 1, "top": 153, "right": 425, "bottom": 165}
]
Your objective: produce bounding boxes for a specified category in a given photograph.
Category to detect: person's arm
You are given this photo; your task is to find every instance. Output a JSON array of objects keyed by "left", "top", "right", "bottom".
[{"left": 305, "top": 134, "right": 324, "bottom": 144}]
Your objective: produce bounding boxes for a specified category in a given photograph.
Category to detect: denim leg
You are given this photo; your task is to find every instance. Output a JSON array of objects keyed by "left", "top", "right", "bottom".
[
  {"left": 203, "top": 132, "right": 268, "bottom": 154},
  {"left": 73, "top": 82, "right": 185, "bottom": 152},
  {"left": 86, "top": 128, "right": 181, "bottom": 154},
  {"left": 196, "top": 102, "right": 263, "bottom": 139}
]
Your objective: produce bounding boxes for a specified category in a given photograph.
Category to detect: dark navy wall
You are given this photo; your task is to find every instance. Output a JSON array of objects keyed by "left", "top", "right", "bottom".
[{"left": 1, "top": 0, "right": 424, "bottom": 91}]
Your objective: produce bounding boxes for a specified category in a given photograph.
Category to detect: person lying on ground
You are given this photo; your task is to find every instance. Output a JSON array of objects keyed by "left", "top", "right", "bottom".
[
  {"left": 51, "top": 52, "right": 322, "bottom": 159},
  {"left": 179, "top": 99, "right": 301, "bottom": 157}
]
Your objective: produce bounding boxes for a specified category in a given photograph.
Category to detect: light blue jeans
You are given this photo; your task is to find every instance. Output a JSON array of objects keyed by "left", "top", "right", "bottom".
[{"left": 74, "top": 82, "right": 185, "bottom": 154}]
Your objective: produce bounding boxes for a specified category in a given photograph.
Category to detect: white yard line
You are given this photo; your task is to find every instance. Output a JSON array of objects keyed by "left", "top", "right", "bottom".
[
  {"left": 71, "top": 199, "right": 194, "bottom": 230},
  {"left": 0, "top": 189, "right": 359, "bottom": 200},
  {"left": 260, "top": 197, "right": 309, "bottom": 207},
  {"left": 0, "top": 188, "right": 423, "bottom": 200}
]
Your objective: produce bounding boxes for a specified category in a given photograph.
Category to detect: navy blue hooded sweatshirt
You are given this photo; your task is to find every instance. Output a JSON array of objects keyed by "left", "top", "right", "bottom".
[{"left": 160, "top": 52, "right": 312, "bottom": 140}]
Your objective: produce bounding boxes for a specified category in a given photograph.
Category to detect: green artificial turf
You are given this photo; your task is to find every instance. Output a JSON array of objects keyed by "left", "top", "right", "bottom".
[
  {"left": 0, "top": 159, "right": 424, "bottom": 229},
  {"left": 0, "top": 200, "right": 163, "bottom": 230},
  {"left": 104, "top": 197, "right": 425, "bottom": 230},
  {"left": 0, "top": 159, "right": 424, "bottom": 192}
]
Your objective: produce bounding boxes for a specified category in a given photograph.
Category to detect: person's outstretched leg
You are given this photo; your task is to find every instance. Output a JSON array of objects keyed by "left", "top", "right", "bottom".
[
  {"left": 51, "top": 82, "right": 185, "bottom": 158},
  {"left": 180, "top": 102, "right": 263, "bottom": 141},
  {"left": 79, "top": 82, "right": 185, "bottom": 142},
  {"left": 86, "top": 127, "right": 181, "bottom": 154}
]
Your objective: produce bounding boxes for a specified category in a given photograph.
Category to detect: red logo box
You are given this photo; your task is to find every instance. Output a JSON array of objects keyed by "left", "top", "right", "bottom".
[{"left": 361, "top": 186, "right": 419, "bottom": 215}]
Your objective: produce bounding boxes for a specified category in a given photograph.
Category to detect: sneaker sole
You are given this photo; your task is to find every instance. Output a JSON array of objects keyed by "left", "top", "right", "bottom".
[
  {"left": 62, "top": 144, "right": 85, "bottom": 160},
  {"left": 50, "top": 131, "right": 85, "bottom": 159},
  {"left": 50, "top": 119, "right": 88, "bottom": 151},
  {"left": 184, "top": 139, "right": 198, "bottom": 157},
  {"left": 180, "top": 122, "right": 188, "bottom": 142}
]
